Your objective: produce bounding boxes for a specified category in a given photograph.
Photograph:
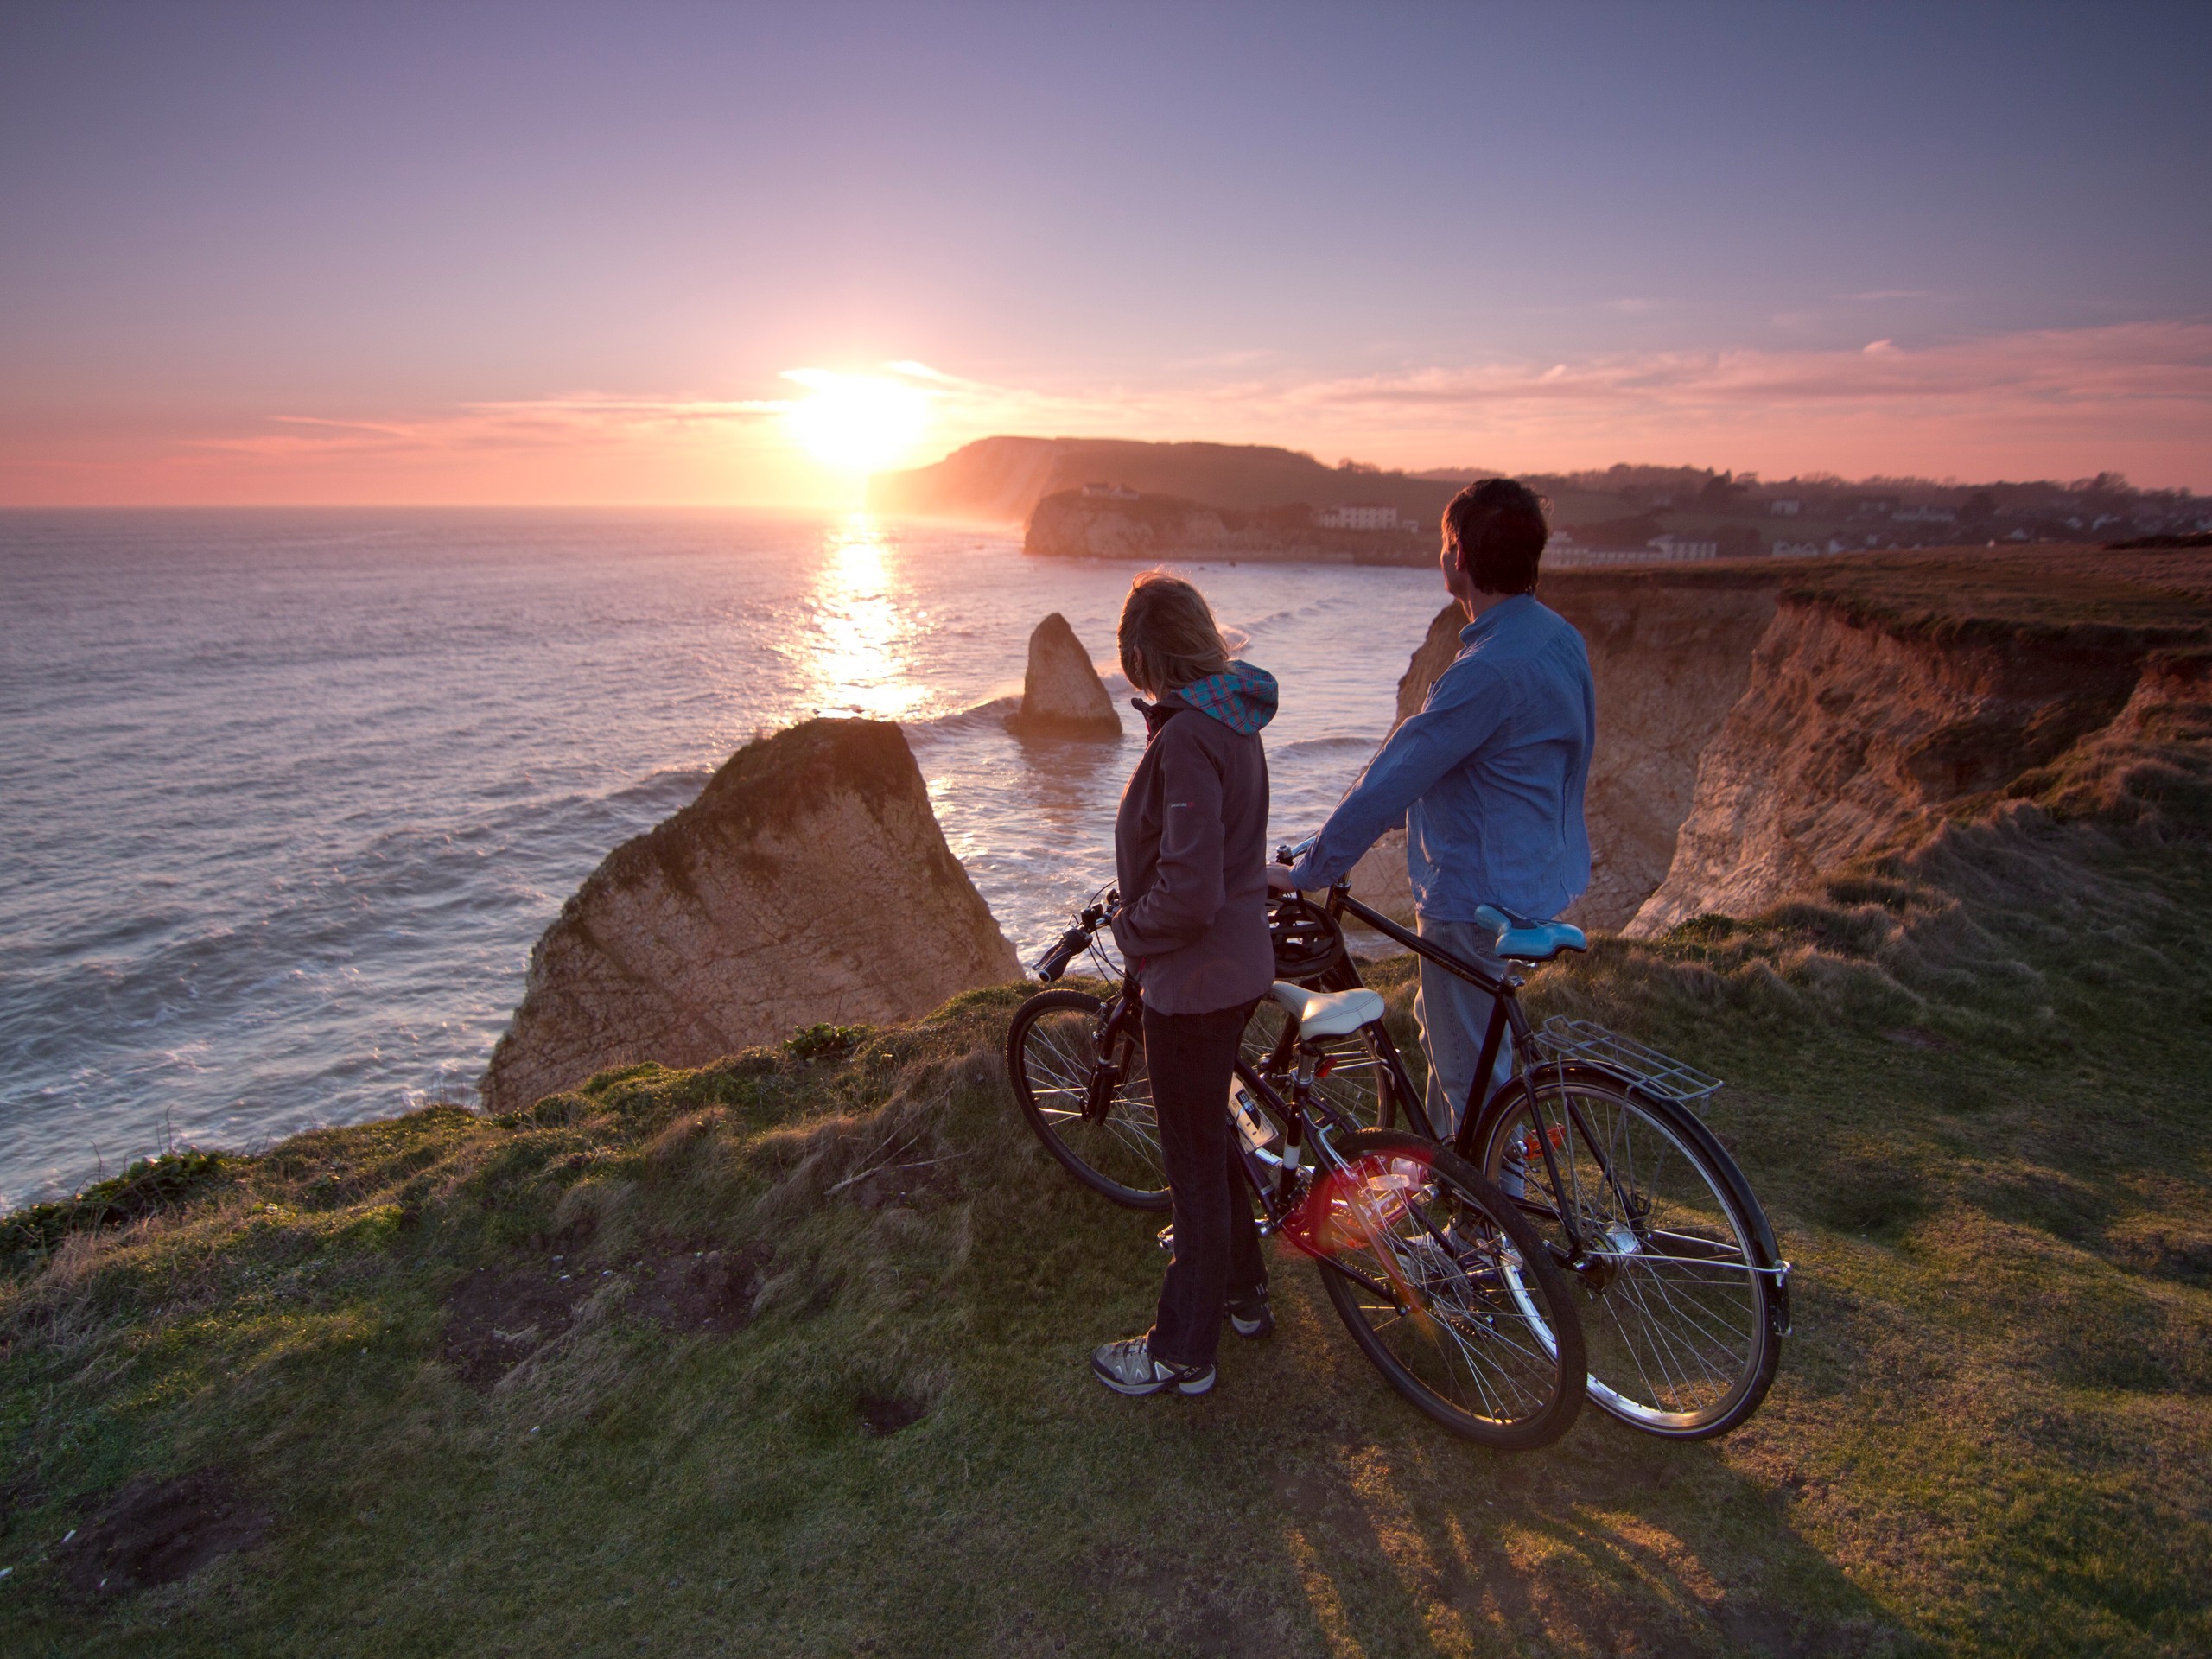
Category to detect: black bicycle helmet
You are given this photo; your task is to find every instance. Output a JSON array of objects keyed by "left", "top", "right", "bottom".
[{"left": 1268, "top": 893, "right": 1345, "bottom": 981}]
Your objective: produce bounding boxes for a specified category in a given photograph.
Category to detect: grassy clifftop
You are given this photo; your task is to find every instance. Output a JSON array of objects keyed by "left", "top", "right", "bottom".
[
  {"left": 1544, "top": 543, "right": 2212, "bottom": 645},
  {"left": 3, "top": 775, "right": 2209, "bottom": 1654}
]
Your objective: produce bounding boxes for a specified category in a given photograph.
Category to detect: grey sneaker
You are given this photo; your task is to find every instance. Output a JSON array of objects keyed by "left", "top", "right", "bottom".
[
  {"left": 1226, "top": 1288, "right": 1274, "bottom": 1339},
  {"left": 1091, "top": 1335, "right": 1215, "bottom": 1396}
]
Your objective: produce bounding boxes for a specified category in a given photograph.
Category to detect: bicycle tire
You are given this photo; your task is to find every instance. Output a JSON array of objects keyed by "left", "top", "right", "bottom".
[
  {"left": 1472, "top": 1069, "right": 1783, "bottom": 1440},
  {"left": 1313, "top": 1128, "right": 1586, "bottom": 1449},
  {"left": 1006, "top": 988, "right": 1170, "bottom": 1211}
]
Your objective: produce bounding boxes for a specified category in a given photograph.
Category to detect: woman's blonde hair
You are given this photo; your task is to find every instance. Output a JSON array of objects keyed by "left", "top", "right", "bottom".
[{"left": 1118, "top": 569, "right": 1231, "bottom": 695}]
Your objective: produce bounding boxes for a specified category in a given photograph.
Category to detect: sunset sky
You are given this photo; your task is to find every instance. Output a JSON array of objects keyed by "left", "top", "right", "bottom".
[{"left": 3, "top": 2, "right": 2208, "bottom": 505}]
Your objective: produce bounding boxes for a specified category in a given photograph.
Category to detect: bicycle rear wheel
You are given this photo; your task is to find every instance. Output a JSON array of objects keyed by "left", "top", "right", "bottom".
[
  {"left": 1006, "top": 988, "right": 1170, "bottom": 1211},
  {"left": 1473, "top": 1072, "right": 1783, "bottom": 1439},
  {"left": 1312, "top": 1128, "right": 1585, "bottom": 1448}
]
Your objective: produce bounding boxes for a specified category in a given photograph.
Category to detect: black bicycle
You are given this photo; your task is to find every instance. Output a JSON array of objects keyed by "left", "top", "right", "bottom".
[
  {"left": 1007, "top": 890, "right": 1586, "bottom": 1449},
  {"left": 1262, "top": 842, "right": 1791, "bottom": 1440}
]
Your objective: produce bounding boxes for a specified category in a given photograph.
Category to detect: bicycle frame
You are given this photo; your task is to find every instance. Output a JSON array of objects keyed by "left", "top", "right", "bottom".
[
  {"left": 1086, "top": 966, "right": 1453, "bottom": 1312},
  {"left": 1228, "top": 1046, "right": 1471, "bottom": 1313},
  {"left": 1052, "top": 894, "right": 1603, "bottom": 1304},
  {"left": 1288, "top": 885, "right": 1625, "bottom": 1268}
]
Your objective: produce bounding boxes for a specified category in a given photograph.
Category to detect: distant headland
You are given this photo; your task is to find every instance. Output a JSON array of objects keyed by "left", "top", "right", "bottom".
[{"left": 869, "top": 435, "right": 2212, "bottom": 563}]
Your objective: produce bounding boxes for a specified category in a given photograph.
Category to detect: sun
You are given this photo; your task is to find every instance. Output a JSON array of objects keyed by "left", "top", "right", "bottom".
[{"left": 782, "top": 371, "right": 931, "bottom": 474}]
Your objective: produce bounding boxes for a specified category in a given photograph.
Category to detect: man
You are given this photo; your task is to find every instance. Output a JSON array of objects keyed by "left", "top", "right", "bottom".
[{"left": 1272, "top": 478, "right": 1594, "bottom": 1141}]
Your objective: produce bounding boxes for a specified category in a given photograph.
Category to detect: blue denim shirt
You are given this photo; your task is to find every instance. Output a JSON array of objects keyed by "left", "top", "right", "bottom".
[{"left": 1285, "top": 594, "right": 1594, "bottom": 922}]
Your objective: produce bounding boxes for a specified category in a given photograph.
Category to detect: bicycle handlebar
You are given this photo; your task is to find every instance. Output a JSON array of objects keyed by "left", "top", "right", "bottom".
[
  {"left": 1031, "top": 890, "right": 1119, "bottom": 981},
  {"left": 1031, "top": 927, "right": 1090, "bottom": 982}
]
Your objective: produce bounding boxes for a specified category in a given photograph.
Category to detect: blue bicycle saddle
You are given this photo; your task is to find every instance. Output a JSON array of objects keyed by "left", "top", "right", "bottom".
[{"left": 1472, "top": 904, "right": 1588, "bottom": 963}]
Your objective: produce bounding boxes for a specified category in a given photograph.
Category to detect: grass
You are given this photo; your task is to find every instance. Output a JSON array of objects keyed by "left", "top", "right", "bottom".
[
  {"left": 1545, "top": 543, "right": 2212, "bottom": 646},
  {"left": 1, "top": 794, "right": 2207, "bottom": 1656}
]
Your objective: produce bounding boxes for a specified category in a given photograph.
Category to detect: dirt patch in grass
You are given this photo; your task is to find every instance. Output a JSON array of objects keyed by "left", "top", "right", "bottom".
[
  {"left": 1882, "top": 1025, "right": 1957, "bottom": 1052},
  {"left": 857, "top": 1391, "right": 930, "bottom": 1436},
  {"left": 442, "top": 1263, "right": 590, "bottom": 1390},
  {"left": 54, "top": 1468, "right": 269, "bottom": 1595},
  {"left": 623, "top": 1239, "right": 773, "bottom": 1335}
]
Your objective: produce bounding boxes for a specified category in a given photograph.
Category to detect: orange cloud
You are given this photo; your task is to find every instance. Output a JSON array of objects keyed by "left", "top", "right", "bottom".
[
  {"left": 1155, "top": 321, "right": 2212, "bottom": 484},
  {"left": 4, "top": 322, "right": 2206, "bottom": 505}
]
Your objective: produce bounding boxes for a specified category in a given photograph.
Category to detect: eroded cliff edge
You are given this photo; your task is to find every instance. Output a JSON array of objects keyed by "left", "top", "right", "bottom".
[
  {"left": 1370, "top": 548, "right": 2212, "bottom": 938},
  {"left": 480, "top": 719, "right": 1020, "bottom": 1113}
]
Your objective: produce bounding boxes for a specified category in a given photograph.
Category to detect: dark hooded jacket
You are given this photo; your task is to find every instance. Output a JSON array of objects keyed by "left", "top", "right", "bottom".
[{"left": 1110, "top": 662, "right": 1277, "bottom": 1015}]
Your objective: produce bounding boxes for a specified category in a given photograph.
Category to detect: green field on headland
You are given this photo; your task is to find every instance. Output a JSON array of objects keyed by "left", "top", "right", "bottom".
[{"left": 4, "top": 757, "right": 2209, "bottom": 1655}]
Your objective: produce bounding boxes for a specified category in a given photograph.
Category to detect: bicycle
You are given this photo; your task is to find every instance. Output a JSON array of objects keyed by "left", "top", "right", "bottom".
[
  {"left": 1259, "top": 840, "right": 1792, "bottom": 1440},
  {"left": 1006, "top": 890, "right": 1586, "bottom": 1449}
]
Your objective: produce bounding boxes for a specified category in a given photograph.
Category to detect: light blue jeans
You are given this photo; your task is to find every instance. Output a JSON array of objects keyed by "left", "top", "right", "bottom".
[{"left": 1414, "top": 913, "right": 1516, "bottom": 1140}]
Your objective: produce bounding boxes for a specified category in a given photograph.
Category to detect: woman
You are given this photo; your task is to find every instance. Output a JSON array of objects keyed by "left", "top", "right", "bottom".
[{"left": 1093, "top": 571, "right": 1279, "bottom": 1399}]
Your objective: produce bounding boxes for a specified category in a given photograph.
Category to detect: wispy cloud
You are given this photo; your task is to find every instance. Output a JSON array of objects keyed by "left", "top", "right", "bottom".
[
  {"left": 924, "top": 321, "right": 2212, "bottom": 485},
  {"left": 191, "top": 394, "right": 792, "bottom": 461},
  {"left": 155, "top": 321, "right": 2212, "bottom": 485},
  {"left": 13, "top": 327, "right": 2205, "bottom": 505}
]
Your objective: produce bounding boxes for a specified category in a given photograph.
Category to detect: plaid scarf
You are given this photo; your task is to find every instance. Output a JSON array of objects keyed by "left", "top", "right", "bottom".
[{"left": 1165, "top": 660, "right": 1278, "bottom": 734}]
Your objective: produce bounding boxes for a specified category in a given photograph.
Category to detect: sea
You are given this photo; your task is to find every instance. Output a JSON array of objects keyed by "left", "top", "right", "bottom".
[{"left": 0, "top": 509, "right": 1451, "bottom": 1210}]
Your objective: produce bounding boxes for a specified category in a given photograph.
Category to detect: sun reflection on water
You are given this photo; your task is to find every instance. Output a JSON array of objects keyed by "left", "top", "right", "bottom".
[{"left": 802, "top": 516, "right": 925, "bottom": 721}]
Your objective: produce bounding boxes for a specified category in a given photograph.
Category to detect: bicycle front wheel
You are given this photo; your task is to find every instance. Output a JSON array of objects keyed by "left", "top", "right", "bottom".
[
  {"left": 1474, "top": 1072, "right": 1783, "bottom": 1439},
  {"left": 1006, "top": 988, "right": 1170, "bottom": 1211},
  {"left": 1313, "top": 1128, "right": 1585, "bottom": 1449}
]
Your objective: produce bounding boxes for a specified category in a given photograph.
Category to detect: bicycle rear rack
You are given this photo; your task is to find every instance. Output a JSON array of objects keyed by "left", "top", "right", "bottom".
[{"left": 1531, "top": 1018, "right": 1723, "bottom": 1103}]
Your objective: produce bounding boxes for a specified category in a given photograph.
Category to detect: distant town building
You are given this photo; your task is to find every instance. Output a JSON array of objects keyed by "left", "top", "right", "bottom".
[
  {"left": 1774, "top": 540, "right": 1823, "bottom": 558},
  {"left": 1313, "top": 503, "right": 1400, "bottom": 531},
  {"left": 1769, "top": 499, "right": 1802, "bottom": 517},
  {"left": 1547, "top": 533, "right": 1721, "bottom": 568},
  {"left": 1079, "top": 481, "right": 1139, "bottom": 500},
  {"left": 1891, "top": 505, "right": 1956, "bottom": 524}
]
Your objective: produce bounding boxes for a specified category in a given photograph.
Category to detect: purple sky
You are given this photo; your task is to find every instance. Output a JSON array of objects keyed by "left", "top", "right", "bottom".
[{"left": 3, "top": 2, "right": 2207, "bottom": 502}]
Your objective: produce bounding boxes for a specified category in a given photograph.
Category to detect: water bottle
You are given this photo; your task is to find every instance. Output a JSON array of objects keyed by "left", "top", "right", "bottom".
[{"left": 1227, "top": 1081, "right": 1280, "bottom": 1159}]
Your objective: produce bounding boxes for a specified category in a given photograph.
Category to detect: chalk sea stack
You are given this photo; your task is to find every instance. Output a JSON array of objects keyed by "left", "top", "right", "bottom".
[
  {"left": 1007, "top": 613, "right": 1121, "bottom": 739},
  {"left": 480, "top": 719, "right": 1020, "bottom": 1113}
]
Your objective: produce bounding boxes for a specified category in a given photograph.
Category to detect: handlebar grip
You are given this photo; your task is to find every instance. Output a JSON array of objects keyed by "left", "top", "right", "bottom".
[{"left": 1032, "top": 925, "right": 1090, "bottom": 982}]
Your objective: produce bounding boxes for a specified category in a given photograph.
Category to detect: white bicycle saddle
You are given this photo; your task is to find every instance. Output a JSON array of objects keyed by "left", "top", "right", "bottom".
[{"left": 1269, "top": 980, "right": 1385, "bottom": 1041}]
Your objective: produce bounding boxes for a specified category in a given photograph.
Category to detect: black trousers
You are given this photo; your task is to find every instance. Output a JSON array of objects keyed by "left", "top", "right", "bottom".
[{"left": 1143, "top": 1000, "right": 1267, "bottom": 1370}]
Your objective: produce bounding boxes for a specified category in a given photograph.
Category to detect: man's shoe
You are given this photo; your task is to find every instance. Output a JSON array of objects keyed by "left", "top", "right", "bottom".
[
  {"left": 1091, "top": 1335, "right": 1215, "bottom": 1396},
  {"left": 1226, "top": 1290, "right": 1274, "bottom": 1339}
]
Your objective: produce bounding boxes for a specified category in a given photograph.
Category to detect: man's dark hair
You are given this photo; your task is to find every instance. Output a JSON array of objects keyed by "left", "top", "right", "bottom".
[{"left": 1443, "top": 479, "right": 1548, "bottom": 595}]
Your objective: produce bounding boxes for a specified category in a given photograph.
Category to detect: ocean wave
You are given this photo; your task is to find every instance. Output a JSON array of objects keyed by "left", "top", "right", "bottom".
[
  {"left": 1274, "top": 733, "right": 1383, "bottom": 756},
  {"left": 902, "top": 695, "right": 1022, "bottom": 740}
]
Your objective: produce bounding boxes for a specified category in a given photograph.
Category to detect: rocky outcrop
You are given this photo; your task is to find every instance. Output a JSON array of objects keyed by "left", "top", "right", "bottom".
[
  {"left": 1026, "top": 492, "right": 1253, "bottom": 561},
  {"left": 1333, "top": 556, "right": 2209, "bottom": 941},
  {"left": 1555, "top": 581, "right": 1777, "bottom": 926},
  {"left": 1625, "top": 601, "right": 2145, "bottom": 935},
  {"left": 480, "top": 720, "right": 1020, "bottom": 1113},
  {"left": 1006, "top": 614, "right": 1121, "bottom": 739}
]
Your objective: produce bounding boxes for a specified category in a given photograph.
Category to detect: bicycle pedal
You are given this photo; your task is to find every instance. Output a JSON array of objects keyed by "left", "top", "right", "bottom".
[{"left": 1155, "top": 1224, "right": 1175, "bottom": 1254}]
